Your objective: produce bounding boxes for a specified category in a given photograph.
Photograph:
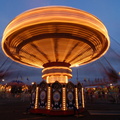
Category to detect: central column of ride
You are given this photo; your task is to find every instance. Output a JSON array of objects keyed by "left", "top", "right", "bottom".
[{"left": 42, "top": 62, "right": 72, "bottom": 83}]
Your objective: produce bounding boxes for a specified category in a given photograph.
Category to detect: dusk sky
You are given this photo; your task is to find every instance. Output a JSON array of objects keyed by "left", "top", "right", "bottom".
[{"left": 0, "top": 0, "right": 120, "bottom": 85}]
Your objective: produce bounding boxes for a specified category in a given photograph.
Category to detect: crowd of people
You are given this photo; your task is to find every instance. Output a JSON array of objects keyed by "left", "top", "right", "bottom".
[
  {"left": 1, "top": 84, "right": 120, "bottom": 104},
  {"left": 0, "top": 84, "right": 34, "bottom": 102},
  {"left": 0, "top": 90, "right": 31, "bottom": 102},
  {"left": 84, "top": 85, "right": 120, "bottom": 103}
]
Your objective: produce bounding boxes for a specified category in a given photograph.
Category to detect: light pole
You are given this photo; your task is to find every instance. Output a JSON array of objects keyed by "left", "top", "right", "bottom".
[
  {"left": 76, "top": 65, "right": 79, "bottom": 83},
  {"left": 1, "top": 79, "right": 5, "bottom": 85}
]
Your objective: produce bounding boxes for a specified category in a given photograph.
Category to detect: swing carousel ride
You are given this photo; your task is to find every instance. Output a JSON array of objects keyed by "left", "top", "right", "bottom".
[{"left": 1, "top": 6, "right": 110, "bottom": 115}]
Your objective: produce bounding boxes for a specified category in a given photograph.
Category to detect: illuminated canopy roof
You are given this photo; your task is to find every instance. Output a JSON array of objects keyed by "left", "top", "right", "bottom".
[{"left": 2, "top": 6, "right": 110, "bottom": 68}]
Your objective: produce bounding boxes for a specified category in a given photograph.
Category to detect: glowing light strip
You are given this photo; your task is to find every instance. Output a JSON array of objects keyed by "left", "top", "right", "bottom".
[
  {"left": 34, "top": 87, "right": 39, "bottom": 109},
  {"left": 46, "top": 75, "right": 68, "bottom": 84},
  {"left": 81, "top": 87, "right": 85, "bottom": 108},
  {"left": 42, "top": 73, "right": 72, "bottom": 78},
  {"left": 42, "top": 66, "right": 72, "bottom": 73},
  {"left": 62, "top": 87, "right": 66, "bottom": 111},
  {"left": 47, "top": 86, "right": 51, "bottom": 110},
  {"left": 75, "top": 87, "right": 79, "bottom": 109},
  {"left": 65, "top": 76, "right": 68, "bottom": 83},
  {"left": 46, "top": 76, "right": 49, "bottom": 83}
]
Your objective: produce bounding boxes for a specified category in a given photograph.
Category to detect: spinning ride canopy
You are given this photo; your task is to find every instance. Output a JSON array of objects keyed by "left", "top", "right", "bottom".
[{"left": 2, "top": 6, "right": 110, "bottom": 68}]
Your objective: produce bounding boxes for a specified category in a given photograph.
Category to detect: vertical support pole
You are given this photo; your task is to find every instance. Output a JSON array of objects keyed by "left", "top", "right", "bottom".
[
  {"left": 75, "top": 87, "right": 79, "bottom": 109},
  {"left": 34, "top": 86, "right": 39, "bottom": 109},
  {"left": 76, "top": 65, "right": 79, "bottom": 83},
  {"left": 62, "top": 87, "right": 67, "bottom": 111},
  {"left": 47, "top": 85, "right": 51, "bottom": 110},
  {"left": 81, "top": 87, "right": 85, "bottom": 108}
]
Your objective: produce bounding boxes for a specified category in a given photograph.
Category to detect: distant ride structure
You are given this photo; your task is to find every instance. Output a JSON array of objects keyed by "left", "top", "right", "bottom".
[{"left": 2, "top": 6, "right": 110, "bottom": 115}]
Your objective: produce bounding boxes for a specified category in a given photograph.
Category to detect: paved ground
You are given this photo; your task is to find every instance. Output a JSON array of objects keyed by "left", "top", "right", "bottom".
[{"left": 0, "top": 98, "right": 120, "bottom": 120}]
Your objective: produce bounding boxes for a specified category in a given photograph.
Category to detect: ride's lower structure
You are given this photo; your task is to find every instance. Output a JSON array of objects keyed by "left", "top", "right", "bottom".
[
  {"left": 30, "top": 81, "right": 84, "bottom": 115},
  {"left": 2, "top": 6, "right": 110, "bottom": 115}
]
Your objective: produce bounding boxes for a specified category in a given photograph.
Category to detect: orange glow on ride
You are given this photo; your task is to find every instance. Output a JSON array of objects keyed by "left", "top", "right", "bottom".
[{"left": 2, "top": 6, "right": 110, "bottom": 69}]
